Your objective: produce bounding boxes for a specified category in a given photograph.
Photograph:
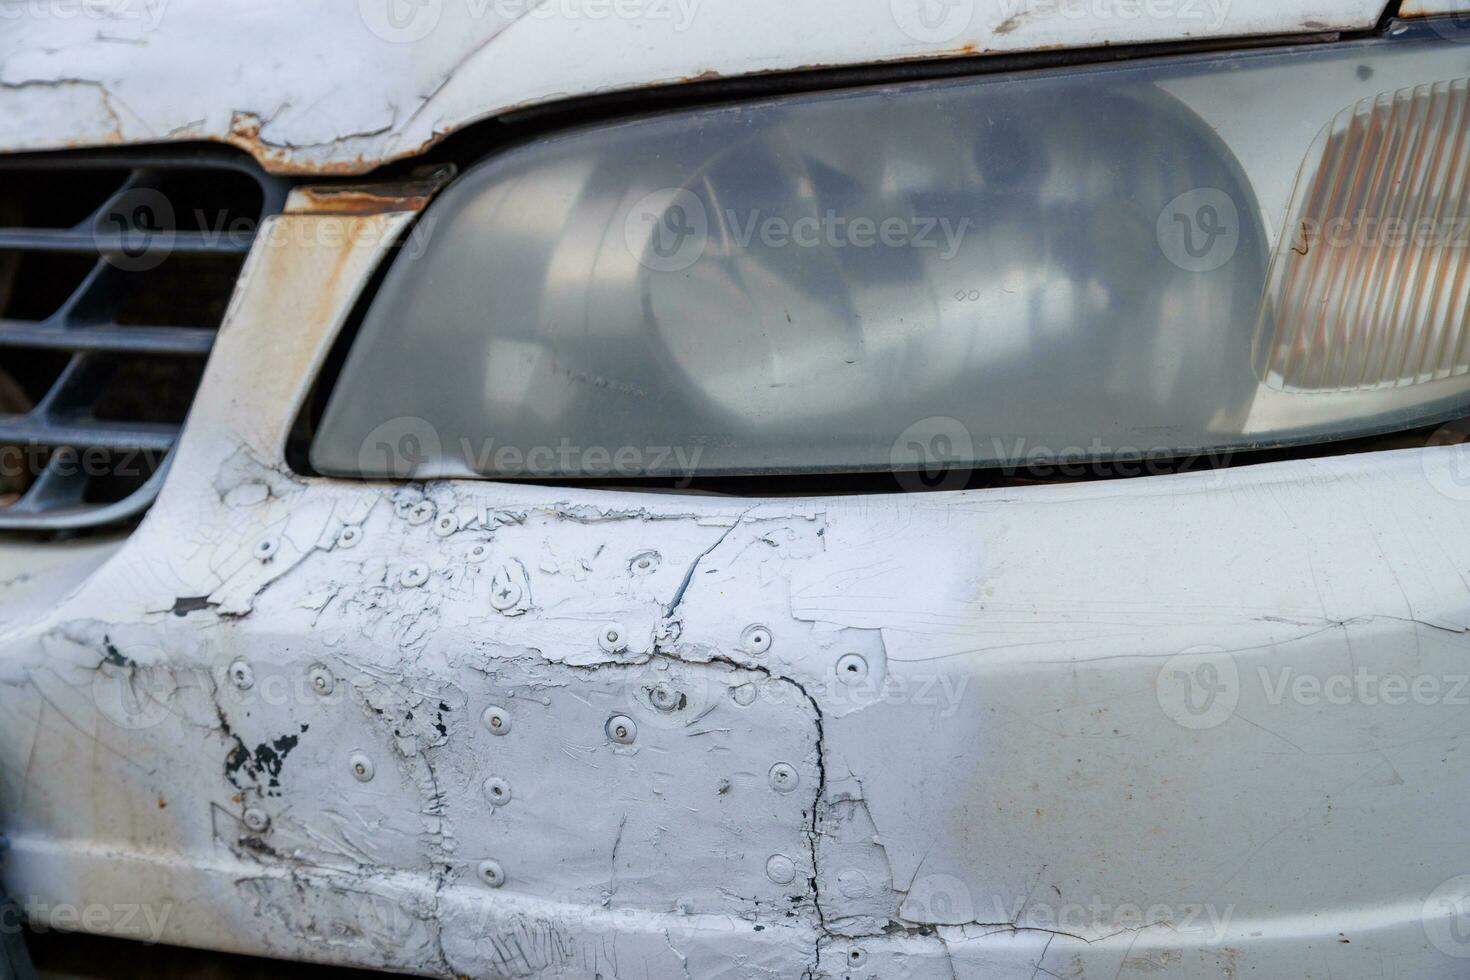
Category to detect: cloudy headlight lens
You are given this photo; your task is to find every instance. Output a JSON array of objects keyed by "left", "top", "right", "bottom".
[{"left": 311, "top": 21, "right": 1470, "bottom": 482}]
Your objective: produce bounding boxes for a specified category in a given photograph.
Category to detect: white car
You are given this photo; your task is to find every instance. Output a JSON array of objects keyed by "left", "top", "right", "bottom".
[{"left": 3, "top": 1, "right": 1470, "bottom": 977}]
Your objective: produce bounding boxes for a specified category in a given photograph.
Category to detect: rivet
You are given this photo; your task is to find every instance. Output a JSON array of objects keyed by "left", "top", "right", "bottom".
[
  {"left": 847, "top": 946, "right": 868, "bottom": 967},
  {"left": 350, "top": 753, "right": 375, "bottom": 782},
  {"left": 740, "top": 624, "right": 772, "bottom": 656},
  {"left": 605, "top": 714, "right": 637, "bottom": 745},
  {"left": 476, "top": 859, "right": 506, "bottom": 888},
  {"left": 254, "top": 537, "right": 278, "bottom": 561},
  {"left": 599, "top": 623, "right": 627, "bottom": 654},
  {"left": 466, "top": 543, "right": 489, "bottom": 563},
  {"left": 406, "top": 500, "right": 436, "bottom": 526},
  {"left": 400, "top": 563, "right": 430, "bottom": 588},
  {"left": 482, "top": 777, "right": 511, "bottom": 806},
  {"left": 336, "top": 525, "right": 361, "bottom": 549},
  {"left": 836, "top": 653, "right": 869, "bottom": 685},
  {"left": 482, "top": 705, "right": 511, "bottom": 736},
  {"left": 765, "top": 854, "right": 796, "bottom": 885},
  {"left": 434, "top": 513, "right": 459, "bottom": 537},
  {"left": 731, "top": 683, "right": 758, "bottom": 706},
  {"left": 242, "top": 808, "right": 270, "bottom": 833},
  {"left": 629, "top": 551, "right": 660, "bottom": 576},
  {"left": 308, "top": 666, "right": 334, "bottom": 696},
  {"left": 768, "top": 762, "right": 799, "bottom": 793},
  {"left": 228, "top": 660, "right": 254, "bottom": 690},
  {"left": 650, "top": 683, "right": 681, "bottom": 712},
  {"left": 489, "top": 568, "right": 522, "bottom": 611}
]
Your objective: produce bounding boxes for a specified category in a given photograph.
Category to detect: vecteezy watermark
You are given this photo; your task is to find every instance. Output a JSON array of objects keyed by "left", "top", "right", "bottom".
[
  {"left": 1157, "top": 647, "right": 1470, "bottom": 730},
  {"left": 1156, "top": 187, "right": 1239, "bottom": 273},
  {"left": 901, "top": 874, "right": 1233, "bottom": 941},
  {"left": 0, "top": 445, "right": 167, "bottom": 482},
  {"left": 1425, "top": 874, "right": 1470, "bottom": 958},
  {"left": 1, "top": 898, "right": 175, "bottom": 943},
  {"left": 623, "top": 189, "right": 973, "bottom": 272},
  {"left": 356, "top": 417, "right": 706, "bottom": 484},
  {"left": 1285, "top": 212, "right": 1470, "bottom": 255},
  {"left": 995, "top": 0, "right": 1232, "bottom": 32},
  {"left": 1422, "top": 421, "right": 1470, "bottom": 502},
  {"left": 90, "top": 189, "right": 439, "bottom": 272},
  {"left": 358, "top": 0, "right": 700, "bottom": 43},
  {"left": 0, "top": 0, "right": 168, "bottom": 28},
  {"left": 890, "top": 0, "right": 975, "bottom": 43},
  {"left": 887, "top": 420, "right": 1238, "bottom": 494},
  {"left": 817, "top": 660, "right": 970, "bottom": 717}
]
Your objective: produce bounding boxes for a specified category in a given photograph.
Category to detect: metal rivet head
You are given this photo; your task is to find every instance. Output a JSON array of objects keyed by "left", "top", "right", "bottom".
[
  {"left": 629, "top": 551, "right": 660, "bottom": 576},
  {"left": 741, "top": 624, "right": 772, "bottom": 655},
  {"left": 768, "top": 763, "right": 799, "bottom": 793},
  {"left": 606, "top": 714, "right": 637, "bottom": 745},
  {"left": 650, "top": 683, "right": 681, "bottom": 712},
  {"left": 406, "top": 500, "right": 436, "bottom": 525},
  {"left": 477, "top": 859, "right": 506, "bottom": 888},
  {"left": 228, "top": 660, "right": 254, "bottom": 690},
  {"left": 434, "top": 513, "right": 459, "bottom": 537},
  {"left": 482, "top": 705, "right": 511, "bottom": 736},
  {"left": 765, "top": 854, "right": 796, "bottom": 884},
  {"left": 336, "top": 525, "right": 361, "bottom": 549},
  {"left": 350, "top": 753, "right": 375, "bottom": 783},
  {"left": 847, "top": 946, "right": 868, "bottom": 967},
  {"left": 466, "top": 543, "right": 489, "bottom": 563},
  {"left": 483, "top": 777, "right": 511, "bottom": 806},
  {"left": 836, "top": 653, "right": 869, "bottom": 685},
  {"left": 308, "top": 666, "right": 334, "bottom": 696},
  {"left": 254, "top": 538, "right": 278, "bottom": 560},
  {"left": 599, "top": 623, "right": 627, "bottom": 654},
  {"left": 400, "top": 563, "right": 430, "bottom": 588},
  {"left": 731, "top": 683, "right": 758, "bottom": 706},
  {"left": 242, "top": 808, "right": 270, "bottom": 833}
]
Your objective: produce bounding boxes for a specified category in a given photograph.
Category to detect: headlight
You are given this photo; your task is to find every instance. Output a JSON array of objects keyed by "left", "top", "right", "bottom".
[{"left": 310, "top": 19, "right": 1470, "bottom": 482}]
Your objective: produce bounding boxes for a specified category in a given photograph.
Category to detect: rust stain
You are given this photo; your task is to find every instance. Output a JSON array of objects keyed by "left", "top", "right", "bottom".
[{"left": 283, "top": 167, "right": 454, "bottom": 217}]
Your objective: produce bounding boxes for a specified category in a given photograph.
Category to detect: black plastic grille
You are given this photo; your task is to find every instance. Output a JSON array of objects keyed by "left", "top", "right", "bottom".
[{"left": 0, "top": 150, "right": 289, "bottom": 531}]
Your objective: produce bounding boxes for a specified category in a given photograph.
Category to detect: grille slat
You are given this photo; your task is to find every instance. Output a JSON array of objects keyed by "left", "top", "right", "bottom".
[
  {"left": 0, "top": 321, "right": 217, "bottom": 355},
  {"left": 0, "top": 417, "right": 179, "bottom": 453},
  {"left": 0, "top": 150, "right": 289, "bottom": 532},
  {"left": 0, "top": 229, "right": 254, "bottom": 255}
]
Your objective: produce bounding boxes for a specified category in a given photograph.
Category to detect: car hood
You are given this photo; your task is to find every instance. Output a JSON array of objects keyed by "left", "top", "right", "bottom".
[{"left": 0, "top": 0, "right": 1396, "bottom": 174}]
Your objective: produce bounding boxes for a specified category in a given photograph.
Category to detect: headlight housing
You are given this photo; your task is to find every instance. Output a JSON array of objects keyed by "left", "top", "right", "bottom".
[{"left": 310, "top": 19, "right": 1470, "bottom": 483}]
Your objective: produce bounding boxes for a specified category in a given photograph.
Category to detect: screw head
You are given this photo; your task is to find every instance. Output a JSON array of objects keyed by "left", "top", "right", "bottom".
[
  {"left": 228, "top": 660, "right": 254, "bottom": 690},
  {"left": 489, "top": 569, "right": 522, "bottom": 611},
  {"left": 476, "top": 859, "right": 506, "bottom": 888},
  {"left": 847, "top": 946, "right": 868, "bottom": 967},
  {"left": 740, "top": 624, "right": 772, "bottom": 656},
  {"left": 768, "top": 762, "right": 799, "bottom": 793},
  {"left": 765, "top": 854, "right": 796, "bottom": 884},
  {"left": 336, "top": 525, "right": 361, "bottom": 549},
  {"left": 242, "top": 808, "right": 270, "bottom": 833},
  {"left": 482, "top": 705, "right": 511, "bottom": 736},
  {"left": 406, "top": 500, "right": 436, "bottom": 526},
  {"left": 836, "top": 653, "right": 869, "bottom": 685},
  {"left": 605, "top": 714, "right": 637, "bottom": 745},
  {"left": 350, "top": 753, "right": 375, "bottom": 782},
  {"left": 650, "top": 683, "right": 681, "bottom": 712},
  {"left": 308, "top": 666, "right": 334, "bottom": 696},
  {"left": 599, "top": 623, "right": 628, "bottom": 654},
  {"left": 400, "top": 563, "right": 430, "bottom": 588},
  {"left": 482, "top": 777, "right": 511, "bottom": 806}
]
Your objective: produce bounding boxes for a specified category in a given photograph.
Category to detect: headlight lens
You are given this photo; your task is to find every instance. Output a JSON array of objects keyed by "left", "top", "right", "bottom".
[{"left": 311, "top": 20, "right": 1470, "bottom": 482}]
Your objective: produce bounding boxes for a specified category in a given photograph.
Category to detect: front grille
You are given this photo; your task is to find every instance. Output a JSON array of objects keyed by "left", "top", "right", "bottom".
[{"left": 0, "top": 150, "right": 289, "bottom": 531}]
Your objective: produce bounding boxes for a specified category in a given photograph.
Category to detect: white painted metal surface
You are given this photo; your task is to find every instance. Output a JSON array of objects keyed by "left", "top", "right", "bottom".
[
  {"left": 0, "top": 0, "right": 1391, "bottom": 174},
  {"left": 1, "top": 192, "right": 1470, "bottom": 976}
]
